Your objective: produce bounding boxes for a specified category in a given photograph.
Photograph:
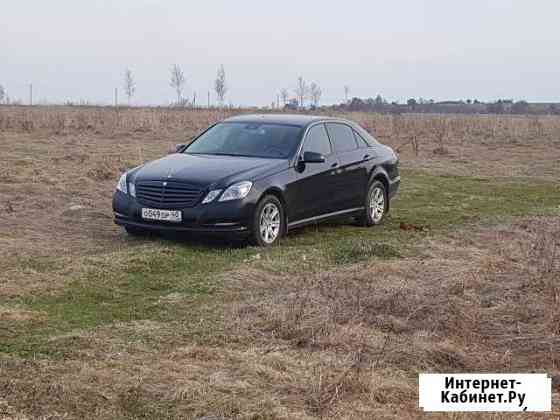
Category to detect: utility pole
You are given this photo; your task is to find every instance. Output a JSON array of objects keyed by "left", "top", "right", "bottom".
[
  {"left": 114, "top": 88, "right": 118, "bottom": 107},
  {"left": 207, "top": 91, "right": 210, "bottom": 108},
  {"left": 277, "top": 94, "right": 280, "bottom": 109},
  {"left": 193, "top": 91, "right": 197, "bottom": 108},
  {"left": 29, "top": 84, "right": 33, "bottom": 106}
]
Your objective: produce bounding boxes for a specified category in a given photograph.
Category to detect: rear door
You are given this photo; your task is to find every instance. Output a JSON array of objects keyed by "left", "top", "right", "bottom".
[
  {"left": 290, "top": 123, "right": 339, "bottom": 223},
  {"left": 325, "top": 123, "right": 369, "bottom": 210}
]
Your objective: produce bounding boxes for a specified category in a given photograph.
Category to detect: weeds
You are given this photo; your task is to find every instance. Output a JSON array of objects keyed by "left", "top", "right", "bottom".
[
  {"left": 1, "top": 108, "right": 560, "bottom": 418},
  {"left": 329, "top": 240, "right": 400, "bottom": 265}
]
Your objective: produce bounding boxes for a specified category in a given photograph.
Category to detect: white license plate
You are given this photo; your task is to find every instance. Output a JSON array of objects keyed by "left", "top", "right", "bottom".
[{"left": 141, "top": 208, "right": 182, "bottom": 223}]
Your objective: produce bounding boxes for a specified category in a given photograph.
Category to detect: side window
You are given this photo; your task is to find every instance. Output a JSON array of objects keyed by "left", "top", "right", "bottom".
[
  {"left": 326, "top": 123, "right": 358, "bottom": 153},
  {"left": 302, "top": 124, "right": 332, "bottom": 156},
  {"left": 353, "top": 130, "right": 370, "bottom": 148}
]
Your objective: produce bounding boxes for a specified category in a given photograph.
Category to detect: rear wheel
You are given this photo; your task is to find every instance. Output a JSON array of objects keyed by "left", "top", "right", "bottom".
[
  {"left": 250, "top": 195, "right": 284, "bottom": 247},
  {"left": 357, "top": 180, "right": 388, "bottom": 227}
]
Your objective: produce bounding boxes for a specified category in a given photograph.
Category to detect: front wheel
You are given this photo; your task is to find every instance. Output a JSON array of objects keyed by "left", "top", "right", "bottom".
[
  {"left": 357, "top": 180, "right": 388, "bottom": 227},
  {"left": 250, "top": 195, "right": 285, "bottom": 247}
]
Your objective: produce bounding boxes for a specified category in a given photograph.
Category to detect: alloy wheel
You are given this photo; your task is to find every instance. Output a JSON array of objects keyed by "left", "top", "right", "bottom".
[
  {"left": 259, "top": 202, "right": 281, "bottom": 244},
  {"left": 370, "top": 186, "right": 385, "bottom": 223}
]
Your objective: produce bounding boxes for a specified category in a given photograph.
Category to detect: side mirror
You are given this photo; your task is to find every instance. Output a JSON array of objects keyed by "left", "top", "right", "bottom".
[
  {"left": 175, "top": 143, "right": 186, "bottom": 153},
  {"left": 302, "top": 151, "right": 326, "bottom": 163}
]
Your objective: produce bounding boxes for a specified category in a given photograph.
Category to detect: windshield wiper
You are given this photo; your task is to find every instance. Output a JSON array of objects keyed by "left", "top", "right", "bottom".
[
  {"left": 186, "top": 152, "right": 233, "bottom": 156},
  {"left": 210, "top": 152, "right": 244, "bottom": 157},
  {"left": 186, "top": 152, "right": 283, "bottom": 158}
]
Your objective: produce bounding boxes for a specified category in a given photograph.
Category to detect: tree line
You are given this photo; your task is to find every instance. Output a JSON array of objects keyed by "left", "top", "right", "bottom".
[
  {"left": 0, "top": 73, "right": 557, "bottom": 115},
  {"left": 327, "top": 96, "right": 560, "bottom": 116}
]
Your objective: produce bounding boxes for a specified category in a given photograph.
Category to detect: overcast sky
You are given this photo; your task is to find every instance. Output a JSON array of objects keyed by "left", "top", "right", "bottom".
[{"left": 3, "top": 0, "right": 559, "bottom": 106}]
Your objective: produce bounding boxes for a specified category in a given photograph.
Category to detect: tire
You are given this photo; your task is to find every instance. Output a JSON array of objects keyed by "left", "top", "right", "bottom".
[
  {"left": 125, "top": 226, "right": 149, "bottom": 237},
  {"left": 357, "top": 180, "right": 388, "bottom": 227},
  {"left": 249, "top": 195, "right": 285, "bottom": 247}
]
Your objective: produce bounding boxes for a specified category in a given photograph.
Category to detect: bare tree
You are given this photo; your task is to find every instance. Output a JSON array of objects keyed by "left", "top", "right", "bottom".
[
  {"left": 214, "top": 64, "right": 228, "bottom": 106},
  {"left": 294, "top": 76, "right": 308, "bottom": 109},
  {"left": 309, "top": 82, "right": 322, "bottom": 107},
  {"left": 344, "top": 85, "right": 350, "bottom": 103},
  {"left": 170, "top": 64, "right": 186, "bottom": 105},
  {"left": 123, "top": 68, "right": 136, "bottom": 105},
  {"left": 0, "top": 85, "right": 5, "bottom": 104},
  {"left": 280, "top": 88, "right": 289, "bottom": 106}
]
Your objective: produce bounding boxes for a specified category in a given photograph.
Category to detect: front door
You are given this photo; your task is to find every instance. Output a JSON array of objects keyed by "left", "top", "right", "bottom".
[{"left": 289, "top": 123, "right": 339, "bottom": 223}]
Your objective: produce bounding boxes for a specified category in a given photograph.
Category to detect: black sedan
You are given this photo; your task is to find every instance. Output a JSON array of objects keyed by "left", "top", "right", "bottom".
[{"left": 113, "top": 114, "right": 400, "bottom": 246}]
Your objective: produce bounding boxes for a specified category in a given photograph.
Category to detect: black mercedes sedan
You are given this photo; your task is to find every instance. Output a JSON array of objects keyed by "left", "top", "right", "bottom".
[{"left": 113, "top": 114, "right": 400, "bottom": 246}]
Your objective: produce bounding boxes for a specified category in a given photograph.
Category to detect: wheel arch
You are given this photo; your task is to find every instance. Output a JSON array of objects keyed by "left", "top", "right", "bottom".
[
  {"left": 260, "top": 186, "right": 288, "bottom": 232},
  {"left": 368, "top": 168, "right": 390, "bottom": 210}
]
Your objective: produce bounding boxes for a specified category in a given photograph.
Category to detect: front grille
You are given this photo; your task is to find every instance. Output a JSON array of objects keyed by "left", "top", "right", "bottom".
[{"left": 135, "top": 180, "right": 203, "bottom": 208}]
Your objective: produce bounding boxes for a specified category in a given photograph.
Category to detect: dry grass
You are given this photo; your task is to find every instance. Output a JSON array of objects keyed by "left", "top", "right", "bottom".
[
  {"left": 1, "top": 106, "right": 560, "bottom": 418},
  {"left": 221, "top": 219, "right": 560, "bottom": 417},
  {"left": 0, "top": 105, "right": 235, "bottom": 136},
  {"left": 1, "top": 218, "right": 558, "bottom": 419},
  {"left": 350, "top": 112, "right": 560, "bottom": 180},
  {"left": 0, "top": 108, "right": 237, "bottom": 264},
  {"left": 1, "top": 107, "right": 559, "bottom": 262}
]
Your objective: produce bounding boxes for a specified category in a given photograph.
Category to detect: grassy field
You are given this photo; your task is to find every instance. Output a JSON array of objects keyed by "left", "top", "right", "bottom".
[{"left": 0, "top": 107, "right": 559, "bottom": 419}]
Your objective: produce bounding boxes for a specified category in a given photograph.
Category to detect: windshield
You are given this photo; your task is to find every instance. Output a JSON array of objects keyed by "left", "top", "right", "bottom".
[{"left": 184, "top": 122, "right": 302, "bottom": 159}]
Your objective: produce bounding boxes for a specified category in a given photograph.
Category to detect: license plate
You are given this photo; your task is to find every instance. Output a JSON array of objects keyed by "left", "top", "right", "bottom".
[{"left": 141, "top": 208, "right": 182, "bottom": 223}]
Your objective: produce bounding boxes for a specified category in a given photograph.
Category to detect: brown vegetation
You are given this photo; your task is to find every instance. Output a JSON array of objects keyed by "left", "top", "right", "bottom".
[
  {"left": 225, "top": 218, "right": 560, "bottom": 418},
  {"left": 1, "top": 219, "right": 558, "bottom": 419},
  {"left": 1, "top": 107, "right": 558, "bottom": 260},
  {"left": 1, "top": 106, "right": 559, "bottom": 418}
]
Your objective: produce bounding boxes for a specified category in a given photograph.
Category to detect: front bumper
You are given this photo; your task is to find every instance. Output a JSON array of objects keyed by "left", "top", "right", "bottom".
[{"left": 112, "top": 190, "right": 254, "bottom": 236}]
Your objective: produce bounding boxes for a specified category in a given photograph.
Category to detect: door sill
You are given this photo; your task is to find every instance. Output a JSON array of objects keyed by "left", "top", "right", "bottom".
[{"left": 287, "top": 207, "right": 364, "bottom": 229}]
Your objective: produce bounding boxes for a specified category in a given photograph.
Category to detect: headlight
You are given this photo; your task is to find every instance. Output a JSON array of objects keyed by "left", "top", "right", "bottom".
[
  {"left": 116, "top": 173, "right": 128, "bottom": 194},
  {"left": 129, "top": 182, "right": 136, "bottom": 197},
  {"left": 202, "top": 189, "right": 222, "bottom": 204},
  {"left": 219, "top": 181, "right": 253, "bottom": 202}
]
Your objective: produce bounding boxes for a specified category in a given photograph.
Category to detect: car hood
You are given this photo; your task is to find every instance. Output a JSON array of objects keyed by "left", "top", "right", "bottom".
[{"left": 130, "top": 153, "right": 288, "bottom": 189}]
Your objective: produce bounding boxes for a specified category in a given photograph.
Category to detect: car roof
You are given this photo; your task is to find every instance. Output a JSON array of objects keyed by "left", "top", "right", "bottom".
[{"left": 222, "top": 114, "right": 338, "bottom": 128}]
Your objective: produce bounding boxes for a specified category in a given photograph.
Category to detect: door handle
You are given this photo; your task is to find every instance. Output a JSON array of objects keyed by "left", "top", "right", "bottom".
[
  {"left": 363, "top": 154, "right": 371, "bottom": 161},
  {"left": 331, "top": 162, "right": 338, "bottom": 168}
]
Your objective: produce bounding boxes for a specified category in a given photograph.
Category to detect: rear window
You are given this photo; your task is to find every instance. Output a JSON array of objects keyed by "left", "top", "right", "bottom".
[
  {"left": 355, "top": 126, "right": 378, "bottom": 145},
  {"left": 325, "top": 123, "right": 358, "bottom": 153},
  {"left": 353, "top": 130, "right": 370, "bottom": 148}
]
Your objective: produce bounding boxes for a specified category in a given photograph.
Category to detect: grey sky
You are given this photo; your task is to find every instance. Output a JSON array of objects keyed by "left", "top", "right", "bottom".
[{"left": 3, "top": 0, "right": 559, "bottom": 106}]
